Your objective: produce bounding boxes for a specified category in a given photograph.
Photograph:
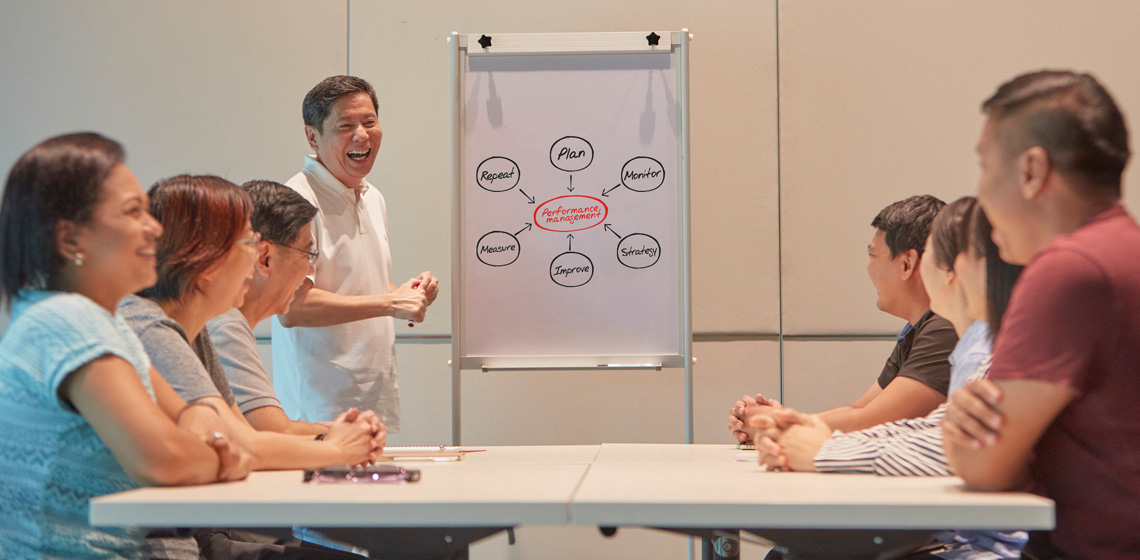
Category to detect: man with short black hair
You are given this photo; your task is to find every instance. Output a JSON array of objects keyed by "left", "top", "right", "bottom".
[
  {"left": 945, "top": 70, "right": 1140, "bottom": 560},
  {"left": 730, "top": 195, "right": 957, "bottom": 439},
  {"left": 208, "top": 181, "right": 383, "bottom": 438},
  {"left": 272, "top": 75, "right": 439, "bottom": 431}
]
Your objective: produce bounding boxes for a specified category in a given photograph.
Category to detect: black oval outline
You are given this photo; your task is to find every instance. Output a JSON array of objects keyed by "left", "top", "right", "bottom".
[
  {"left": 620, "top": 156, "right": 666, "bottom": 192},
  {"left": 616, "top": 233, "right": 661, "bottom": 269},
  {"left": 549, "top": 251, "right": 594, "bottom": 288},
  {"left": 475, "top": 231, "right": 521, "bottom": 267},
  {"left": 475, "top": 156, "right": 521, "bottom": 193},
  {"left": 549, "top": 136, "right": 594, "bottom": 172}
]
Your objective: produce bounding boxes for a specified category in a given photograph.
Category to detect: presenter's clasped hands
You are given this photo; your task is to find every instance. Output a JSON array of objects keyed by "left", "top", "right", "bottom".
[
  {"left": 411, "top": 271, "right": 439, "bottom": 306},
  {"left": 390, "top": 277, "right": 429, "bottom": 323}
]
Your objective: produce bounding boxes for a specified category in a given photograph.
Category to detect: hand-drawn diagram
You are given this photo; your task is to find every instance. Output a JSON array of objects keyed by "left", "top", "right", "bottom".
[{"left": 475, "top": 135, "right": 665, "bottom": 287}]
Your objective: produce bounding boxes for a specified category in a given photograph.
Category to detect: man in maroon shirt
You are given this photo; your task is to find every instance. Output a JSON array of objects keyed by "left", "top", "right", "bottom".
[{"left": 945, "top": 70, "right": 1140, "bottom": 560}]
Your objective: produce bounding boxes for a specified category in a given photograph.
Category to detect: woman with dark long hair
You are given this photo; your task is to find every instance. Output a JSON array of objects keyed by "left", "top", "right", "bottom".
[{"left": 0, "top": 133, "right": 251, "bottom": 559}]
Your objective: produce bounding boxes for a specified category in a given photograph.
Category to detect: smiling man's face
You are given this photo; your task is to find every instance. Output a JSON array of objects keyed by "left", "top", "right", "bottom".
[
  {"left": 307, "top": 91, "right": 382, "bottom": 189},
  {"left": 975, "top": 118, "right": 1035, "bottom": 265}
]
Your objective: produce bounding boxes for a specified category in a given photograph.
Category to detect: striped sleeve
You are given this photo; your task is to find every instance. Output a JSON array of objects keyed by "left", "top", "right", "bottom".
[
  {"left": 813, "top": 357, "right": 992, "bottom": 477},
  {"left": 813, "top": 404, "right": 950, "bottom": 476}
]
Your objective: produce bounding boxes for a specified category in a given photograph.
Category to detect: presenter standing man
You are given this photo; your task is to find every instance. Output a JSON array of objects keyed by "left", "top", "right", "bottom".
[{"left": 273, "top": 75, "right": 438, "bottom": 432}]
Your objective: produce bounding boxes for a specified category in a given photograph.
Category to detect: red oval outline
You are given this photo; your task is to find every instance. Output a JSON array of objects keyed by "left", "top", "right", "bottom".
[{"left": 533, "top": 195, "right": 609, "bottom": 233}]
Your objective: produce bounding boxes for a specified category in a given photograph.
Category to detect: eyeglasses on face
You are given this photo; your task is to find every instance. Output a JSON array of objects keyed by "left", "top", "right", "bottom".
[
  {"left": 270, "top": 240, "right": 319, "bottom": 265},
  {"left": 237, "top": 232, "right": 261, "bottom": 249}
]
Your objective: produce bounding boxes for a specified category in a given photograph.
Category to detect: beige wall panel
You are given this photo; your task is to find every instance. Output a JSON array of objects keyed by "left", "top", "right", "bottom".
[
  {"left": 388, "top": 339, "right": 455, "bottom": 444},
  {"left": 471, "top": 526, "right": 687, "bottom": 560},
  {"left": 251, "top": 319, "right": 272, "bottom": 339},
  {"left": 779, "top": 0, "right": 1140, "bottom": 336},
  {"left": 460, "top": 368, "right": 686, "bottom": 445},
  {"left": 259, "top": 312, "right": 448, "bottom": 443},
  {"left": 781, "top": 339, "right": 896, "bottom": 413},
  {"left": 693, "top": 340, "right": 780, "bottom": 444},
  {"left": 459, "top": 339, "right": 776, "bottom": 446},
  {"left": 0, "top": 1, "right": 348, "bottom": 189},
  {"left": 257, "top": 337, "right": 452, "bottom": 444},
  {"left": 348, "top": 0, "right": 780, "bottom": 336},
  {"left": 469, "top": 527, "right": 771, "bottom": 559}
]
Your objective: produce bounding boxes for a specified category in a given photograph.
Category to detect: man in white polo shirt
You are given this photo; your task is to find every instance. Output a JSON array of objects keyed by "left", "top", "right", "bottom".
[{"left": 272, "top": 75, "right": 438, "bottom": 432}]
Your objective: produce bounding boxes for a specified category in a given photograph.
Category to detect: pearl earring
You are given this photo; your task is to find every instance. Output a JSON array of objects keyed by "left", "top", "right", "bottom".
[{"left": 73, "top": 253, "right": 84, "bottom": 267}]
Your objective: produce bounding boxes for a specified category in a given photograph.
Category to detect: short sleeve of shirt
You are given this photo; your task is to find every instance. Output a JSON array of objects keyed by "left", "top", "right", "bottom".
[
  {"left": 208, "top": 312, "right": 281, "bottom": 413},
  {"left": 878, "top": 342, "right": 905, "bottom": 389},
  {"left": 878, "top": 314, "right": 956, "bottom": 396},
  {"left": 988, "top": 247, "right": 1108, "bottom": 391},
  {"left": 193, "top": 329, "right": 237, "bottom": 407},
  {"left": 137, "top": 320, "right": 225, "bottom": 403},
  {"left": 899, "top": 316, "right": 956, "bottom": 395},
  {"left": 11, "top": 294, "right": 151, "bottom": 411}
]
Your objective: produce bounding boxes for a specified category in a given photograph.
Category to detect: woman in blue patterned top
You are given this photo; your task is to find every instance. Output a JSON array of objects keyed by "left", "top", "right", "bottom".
[{"left": 0, "top": 133, "right": 252, "bottom": 559}]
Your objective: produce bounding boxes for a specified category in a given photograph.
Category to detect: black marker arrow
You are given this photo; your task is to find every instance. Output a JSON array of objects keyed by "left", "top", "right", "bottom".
[
  {"left": 604, "top": 224, "right": 621, "bottom": 239},
  {"left": 519, "top": 189, "right": 535, "bottom": 204},
  {"left": 515, "top": 223, "right": 532, "bottom": 236},
  {"left": 567, "top": 233, "right": 575, "bottom": 251},
  {"left": 601, "top": 184, "right": 622, "bottom": 197},
  {"left": 567, "top": 175, "right": 575, "bottom": 192}
]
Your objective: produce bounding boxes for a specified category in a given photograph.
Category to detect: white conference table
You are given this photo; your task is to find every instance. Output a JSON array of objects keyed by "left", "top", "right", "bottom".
[
  {"left": 575, "top": 444, "right": 1053, "bottom": 558},
  {"left": 90, "top": 444, "right": 1053, "bottom": 559}
]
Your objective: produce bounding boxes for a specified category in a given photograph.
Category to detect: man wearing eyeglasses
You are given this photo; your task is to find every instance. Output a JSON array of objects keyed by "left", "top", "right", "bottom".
[
  {"left": 199, "top": 179, "right": 387, "bottom": 558},
  {"left": 206, "top": 181, "right": 357, "bottom": 436},
  {"left": 270, "top": 75, "right": 439, "bottom": 432}
]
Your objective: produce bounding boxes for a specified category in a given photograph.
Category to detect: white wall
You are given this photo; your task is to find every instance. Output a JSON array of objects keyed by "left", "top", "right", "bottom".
[
  {"left": 0, "top": 0, "right": 348, "bottom": 189},
  {"left": 5, "top": 1, "right": 1140, "bottom": 558},
  {"left": 778, "top": 0, "right": 1140, "bottom": 336}
]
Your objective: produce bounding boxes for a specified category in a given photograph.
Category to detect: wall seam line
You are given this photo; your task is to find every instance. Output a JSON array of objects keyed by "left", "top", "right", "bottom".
[
  {"left": 345, "top": 0, "right": 352, "bottom": 74},
  {"left": 775, "top": 0, "right": 785, "bottom": 403}
]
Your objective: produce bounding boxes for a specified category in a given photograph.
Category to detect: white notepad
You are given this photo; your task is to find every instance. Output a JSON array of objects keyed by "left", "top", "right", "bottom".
[{"left": 377, "top": 446, "right": 469, "bottom": 462}]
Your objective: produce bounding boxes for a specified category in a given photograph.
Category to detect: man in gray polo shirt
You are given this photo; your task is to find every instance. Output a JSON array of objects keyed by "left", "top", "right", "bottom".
[{"left": 206, "top": 180, "right": 384, "bottom": 440}]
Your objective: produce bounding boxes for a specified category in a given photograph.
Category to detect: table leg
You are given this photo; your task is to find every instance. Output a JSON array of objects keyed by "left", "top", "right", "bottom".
[{"left": 647, "top": 528, "right": 741, "bottom": 560}]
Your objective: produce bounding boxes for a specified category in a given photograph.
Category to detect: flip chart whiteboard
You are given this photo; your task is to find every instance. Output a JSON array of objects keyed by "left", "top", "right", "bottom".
[{"left": 451, "top": 31, "right": 690, "bottom": 370}]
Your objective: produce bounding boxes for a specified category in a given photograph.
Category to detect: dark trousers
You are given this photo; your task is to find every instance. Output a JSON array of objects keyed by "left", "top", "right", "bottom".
[{"left": 196, "top": 530, "right": 365, "bottom": 560}]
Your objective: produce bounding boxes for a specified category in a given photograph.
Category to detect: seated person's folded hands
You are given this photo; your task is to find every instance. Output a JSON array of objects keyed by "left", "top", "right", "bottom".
[
  {"left": 324, "top": 407, "right": 387, "bottom": 465},
  {"left": 728, "top": 393, "right": 780, "bottom": 444},
  {"left": 750, "top": 407, "right": 832, "bottom": 472}
]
